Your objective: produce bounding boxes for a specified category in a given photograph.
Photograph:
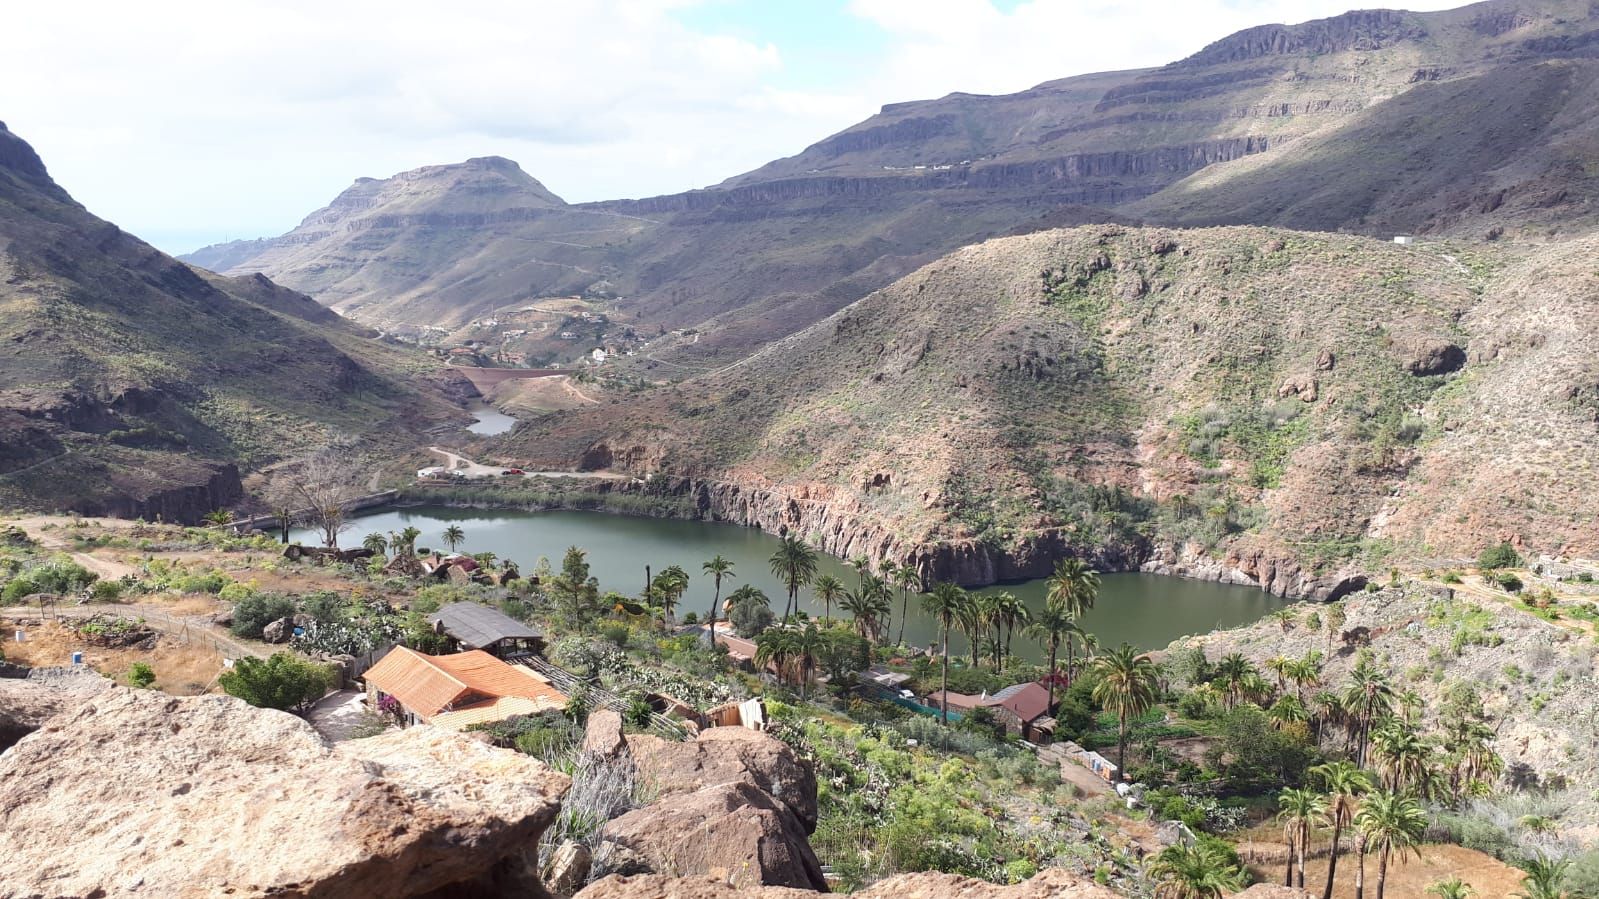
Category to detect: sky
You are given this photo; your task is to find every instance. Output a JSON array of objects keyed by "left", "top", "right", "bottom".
[{"left": 1, "top": 0, "right": 1464, "bottom": 254}]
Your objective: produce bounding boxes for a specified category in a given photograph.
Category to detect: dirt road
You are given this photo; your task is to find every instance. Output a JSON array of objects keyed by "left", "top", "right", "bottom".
[{"left": 427, "top": 447, "right": 627, "bottom": 481}]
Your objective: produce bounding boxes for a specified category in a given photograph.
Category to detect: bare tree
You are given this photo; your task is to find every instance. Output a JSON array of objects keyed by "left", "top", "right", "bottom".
[{"left": 267, "top": 446, "right": 365, "bottom": 549}]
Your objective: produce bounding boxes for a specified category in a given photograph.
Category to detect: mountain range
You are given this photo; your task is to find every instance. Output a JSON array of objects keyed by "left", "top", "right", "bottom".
[
  {"left": 6, "top": 0, "right": 1599, "bottom": 574},
  {"left": 186, "top": 0, "right": 1599, "bottom": 362}
]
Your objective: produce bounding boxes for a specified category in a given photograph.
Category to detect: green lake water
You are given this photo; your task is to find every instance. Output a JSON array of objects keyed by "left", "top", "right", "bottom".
[{"left": 298, "top": 506, "right": 1279, "bottom": 658}]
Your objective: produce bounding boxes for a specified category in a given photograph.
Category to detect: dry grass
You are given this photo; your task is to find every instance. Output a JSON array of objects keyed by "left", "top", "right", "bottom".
[
  {"left": 3, "top": 616, "right": 224, "bottom": 695},
  {"left": 1245, "top": 843, "right": 1525, "bottom": 899}
]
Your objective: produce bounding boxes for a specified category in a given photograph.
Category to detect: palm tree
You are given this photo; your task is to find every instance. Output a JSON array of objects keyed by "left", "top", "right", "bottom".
[
  {"left": 1146, "top": 841, "right": 1246, "bottom": 899},
  {"left": 1326, "top": 602, "right": 1347, "bottom": 655},
  {"left": 1287, "top": 656, "right": 1322, "bottom": 704},
  {"left": 1346, "top": 658, "right": 1395, "bottom": 766},
  {"left": 1370, "top": 719, "right": 1433, "bottom": 793},
  {"left": 956, "top": 590, "right": 985, "bottom": 668},
  {"left": 790, "top": 623, "right": 822, "bottom": 699},
  {"left": 702, "top": 555, "right": 735, "bottom": 647},
  {"left": 754, "top": 628, "right": 795, "bottom": 686},
  {"left": 1215, "top": 653, "right": 1256, "bottom": 710},
  {"left": 362, "top": 532, "right": 389, "bottom": 557},
  {"left": 396, "top": 525, "right": 422, "bottom": 557},
  {"left": 1267, "top": 654, "right": 1293, "bottom": 691},
  {"left": 848, "top": 555, "right": 871, "bottom": 592},
  {"left": 1269, "top": 694, "right": 1310, "bottom": 732},
  {"left": 893, "top": 563, "right": 920, "bottom": 647},
  {"left": 1091, "top": 643, "right": 1159, "bottom": 773},
  {"left": 1278, "top": 787, "right": 1328, "bottom": 889},
  {"left": 1313, "top": 760, "right": 1373, "bottom": 899},
  {"left": 839, "top": 584, "right": 890, "bottom": 643},
  {"left": 1045, "top": 557, "right": 1100, "bottom": 674},
  {"left": 441, "top": 525, "right": 465, "bottom": 553},
  {"left": 1025, "top": 603, "right": 1077, "bottom": 713},
  {"left": 1515, "top": 854, "right": 1571, "bottom": 899},
  {"left": 769, "top": 536, "right": 818, "bottom": 620},
  {"left": 1425, "top": 878, "right": 1477, "bottom": 899},
  {"left": 652, "top": 565, "right": 690, "bottom": 627},
  {"left": 812, "top": 574, "right": 845, "bottom": 624},
  {"left": 1355, "top": 788, "right": 1428, "bottom": 899},
  {"left": 1271, "top": 607, "right": 1297, "bottom": 632},
  {"left": 989, "top": 591, "right": 1027, "bottom": 668},
  {"left": 921, "top": 582, "right": 966, "bottom": 725}
]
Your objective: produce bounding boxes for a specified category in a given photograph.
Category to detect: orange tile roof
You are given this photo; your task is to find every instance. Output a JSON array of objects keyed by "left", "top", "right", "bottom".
[{"left": 363, "top": 647, "right": 567, "bottom": 723}]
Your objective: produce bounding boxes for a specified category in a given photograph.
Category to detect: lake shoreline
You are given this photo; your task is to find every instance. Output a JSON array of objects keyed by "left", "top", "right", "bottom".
[
  {"left": 372, "top": 480, "right": 1315, "bottom": 605},
  {"left": 304, "top": 503, "right": 1282, "bottom": 655}
]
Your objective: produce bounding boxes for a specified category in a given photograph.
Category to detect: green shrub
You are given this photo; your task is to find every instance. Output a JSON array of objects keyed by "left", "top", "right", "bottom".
[
  {"left": 218, "top": 653, "right": 332, "bottom": 711},
  {"left": 90, "top": 580, "right": 124, "bottom": 602},
  {"left": 230, "top": 593, "right": 298, "bottom": 639},
  {"left": 126, "top": 661, "right": 156, "bottom": 688},
  {"left": 1477, "top": 542, "right": 1521, "bottom": 571},
  {"left": 1495, "top": 572, "right": 1524, "bottom": 593}
]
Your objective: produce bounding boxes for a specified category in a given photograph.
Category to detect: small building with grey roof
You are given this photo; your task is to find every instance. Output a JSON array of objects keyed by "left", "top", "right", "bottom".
[{"left": 428, "top": 601, "right": 545, "bottom": 659}]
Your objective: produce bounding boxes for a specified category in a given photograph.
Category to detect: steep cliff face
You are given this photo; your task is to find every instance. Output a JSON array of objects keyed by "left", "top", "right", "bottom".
[{"left": 507, "top": 225, "right": 1599, "bottom": 593}]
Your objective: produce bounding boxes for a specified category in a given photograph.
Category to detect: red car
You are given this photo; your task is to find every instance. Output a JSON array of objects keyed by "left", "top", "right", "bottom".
[{"left": 503, "top": 468, "right": 525, "bottom": 475}]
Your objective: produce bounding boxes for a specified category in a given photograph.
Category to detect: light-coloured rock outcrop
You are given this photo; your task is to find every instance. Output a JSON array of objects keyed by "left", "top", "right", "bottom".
[
  {"left": 602, "top": 781, "right": 826, "bottom": 891},
  {"left": 0, "top": 669, "right": 111, "bottom": 750},
  {"left": 574, "top": 868, "right": 1122, "bottom": 898},
  {"left": 0, "top": 687, "right": 570, "bottom": 898},
  {"left": 626, "top": 725, "right": 818, "bottom": 832}
]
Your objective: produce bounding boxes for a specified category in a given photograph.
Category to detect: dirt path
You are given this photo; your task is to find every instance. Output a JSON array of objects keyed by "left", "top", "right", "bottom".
[
  {"left": 561, "top": 378, "right": 601, "bottom": 405},
  {"left": 40, "top": 602, "right": 271, "bottom": 661},
  {"left": 427, "top": 446, "right": 627, "bottom": 481},
  {"left": 9, "top": 516, "right": 140, "bottom": 580}
]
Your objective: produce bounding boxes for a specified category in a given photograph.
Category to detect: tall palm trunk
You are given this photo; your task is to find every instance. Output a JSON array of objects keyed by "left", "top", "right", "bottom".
[
  {"left": 939, "top": 620, "right": 950, "bottom": 725},
  {"left": 1322, "top": 822, "right": 1344, "bottom": 899},
  {"left": 1354, "top": 836, "right": 1368, "bottom": 899},
  {"left": 896, "top": 591, "right": 909, "bottom": 647},
  {"left": 1045, "top": 636, "right": 1059, "bottom": 713},
  {"left": 709, "top": 579, "right": 722, "bottom": 648},
  {"left": 1117, "top": 708, "right": 1129, "bottom": 772},
  {"left": 1375, "top": 846, "right": 1389, "bottom": 899},
  {"left": 1296, "top": 823, "right": 1308, "bottom": 888},
  {"left": 1284, "top": 832, "right": 1295, "bottom": 886}
]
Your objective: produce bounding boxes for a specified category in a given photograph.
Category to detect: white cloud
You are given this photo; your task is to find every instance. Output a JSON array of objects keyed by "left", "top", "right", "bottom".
[{"left": 0, "top": 0, "right": 1465, "bottom": 253}]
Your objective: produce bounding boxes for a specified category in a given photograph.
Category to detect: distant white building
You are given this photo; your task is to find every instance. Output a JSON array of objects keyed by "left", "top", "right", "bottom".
[
  {"left": 590, "top": 348, "right": 608, "bottom": 363},
  {"left": 1393, "top": 235, "right": 1414, "bottom": 245}
]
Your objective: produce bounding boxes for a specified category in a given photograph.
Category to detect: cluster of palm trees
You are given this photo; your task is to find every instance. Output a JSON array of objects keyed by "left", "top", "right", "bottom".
[{"left": 1275, "top": 761, "right": 1428, "bottom": 899}]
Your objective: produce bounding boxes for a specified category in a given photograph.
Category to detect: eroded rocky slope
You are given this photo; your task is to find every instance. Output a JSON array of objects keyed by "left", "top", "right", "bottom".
[
  {"left": 0, "top": 122, "right": 464, "bottom": 520},
  {"left": 504, "top": 224, "right": 1599, "bottom": 591}
]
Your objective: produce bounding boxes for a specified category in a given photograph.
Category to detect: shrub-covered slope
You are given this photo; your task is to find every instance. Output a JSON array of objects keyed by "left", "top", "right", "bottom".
[{"left": 506, "top": 225, "right": 1599, "bottom": 590}]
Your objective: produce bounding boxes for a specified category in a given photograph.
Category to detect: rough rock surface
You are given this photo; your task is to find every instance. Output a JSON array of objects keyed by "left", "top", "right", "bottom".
[
  {"left": 0, "top": 687, "right": 570, "bottom": 898},
  {"left": 581, "top": 708, "right": 627, "bottom": 760},
  {"left": 575, "top": 868, "right": 1121, "bottom": 898},
  {"left": 602, "top": 781, "right": 826, "bottom": 891},
  {"left": 0, "top": 670, "right": 111, "bottom": 750},
  {"left": 626, "top": 726, "right": 818, "bottom": 831}
]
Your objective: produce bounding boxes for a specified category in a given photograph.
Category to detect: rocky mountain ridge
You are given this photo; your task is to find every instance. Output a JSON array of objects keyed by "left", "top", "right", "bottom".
[
  {"left": 185, "top": 0, "right": 1599, "bottom": 356},
  {"left": 0, "top": 122, "right": 464, "bottom": 520}
]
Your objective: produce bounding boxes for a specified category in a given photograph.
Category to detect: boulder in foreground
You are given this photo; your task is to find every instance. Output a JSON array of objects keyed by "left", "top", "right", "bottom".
[{"left": 0, "top": 688, "right": 570, "bottom": 898}]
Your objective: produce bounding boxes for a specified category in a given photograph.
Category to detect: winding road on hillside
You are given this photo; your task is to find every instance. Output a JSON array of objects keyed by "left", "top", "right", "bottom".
[{"left": 426, "top": 447, "right": 627, "bottom": 481}]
